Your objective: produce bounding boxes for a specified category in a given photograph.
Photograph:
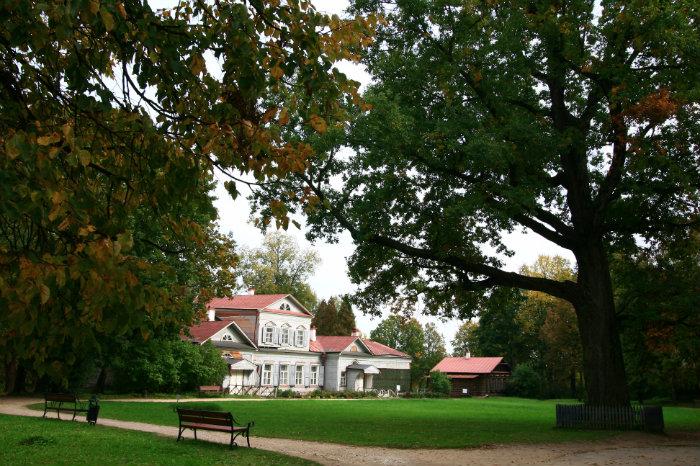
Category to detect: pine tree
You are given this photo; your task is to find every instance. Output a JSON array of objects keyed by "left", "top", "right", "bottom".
[
  {"left": 335, "top": 295, "right": 357, "bottom": 336},
  {"left": 312, "top": 299, "right": 338, "bottom": 336}
]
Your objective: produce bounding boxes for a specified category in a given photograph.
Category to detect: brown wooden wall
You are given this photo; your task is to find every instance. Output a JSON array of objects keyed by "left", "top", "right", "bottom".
[{"left": 448, "top": 373, "right": 509, "bottom": 397}]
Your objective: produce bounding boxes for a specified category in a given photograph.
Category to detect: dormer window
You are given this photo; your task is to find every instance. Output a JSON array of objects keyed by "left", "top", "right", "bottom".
[
  {"left": 280, "top": 324, "right": 291, "bottom": 346},
  {"left": 262, "top": 323, "right": 276, "bottom": 345},
  {"left": 295, "top": 326, "right": 306, "bottom": 347},
  {"left": 222, "top": 334, "right": 233, "bottom": 341},
  {"left": 281, "top": 303, "right": 291, "bottom": 311}
]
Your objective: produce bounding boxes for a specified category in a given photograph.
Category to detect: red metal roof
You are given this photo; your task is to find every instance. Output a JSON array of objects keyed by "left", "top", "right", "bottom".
[
  {"left": 207, "top": 294, "right": 288, "bottom": 310},
  {"left": 309, "top": 336, "right": 409, "bottom": 358},
  {"left": 431, "top": 357, "right": 505, "bottom": 374},
  {"left": 311, "top": 336, "right": 357, "bottom": 352},
  {"left": 362, "top": 339, "right": 409, "bottom": 358},
  {"left": 185, "top": 321, "right": 234, "bottom": 343}
]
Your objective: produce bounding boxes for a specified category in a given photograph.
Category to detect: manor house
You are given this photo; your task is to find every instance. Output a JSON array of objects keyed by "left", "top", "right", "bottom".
[{"left": 183, "top": 292, "right": 411, "bottom": 394}]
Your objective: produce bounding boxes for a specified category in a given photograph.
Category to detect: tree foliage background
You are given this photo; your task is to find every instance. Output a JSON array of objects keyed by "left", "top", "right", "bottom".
[
  {"left": 239, "top": 231, "right": 320, "bottom": 310},
  {"left": 0, "top": 0, "right": 375, "bottom": 392}
]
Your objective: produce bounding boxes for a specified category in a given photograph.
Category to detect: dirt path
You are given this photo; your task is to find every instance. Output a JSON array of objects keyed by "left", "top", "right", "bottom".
[{"left": 2, "top": 397, "right": 698, "bottom": 466}]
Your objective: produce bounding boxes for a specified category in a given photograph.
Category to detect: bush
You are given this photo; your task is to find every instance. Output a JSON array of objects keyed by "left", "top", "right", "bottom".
[
  {"left": 506, "top": 364, "right": 542, "bottom": 398},
  {"left": 276, "top": 389, "right": 301, "bottom": 398},
  {"left": 112, "top": 339, "right": 228, "bottom": 393},
  {"left": 428, "top": 371, "right": 452, "bottom": 396}
]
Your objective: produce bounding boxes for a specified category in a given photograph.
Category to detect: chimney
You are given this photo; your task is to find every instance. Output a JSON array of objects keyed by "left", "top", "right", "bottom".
[
  {"left": 248, "top": 287, "right": 255, "bottom": 295},
  {"left": 310, "top": 326, "right": 317, "bottom": 341},
  {"left": 351, "top": 328, "right": 361, "bottom": 337},
  {"left": 465, "top": 351, "right": 471, "bottom": 358},
  {"left": 207, "top": 308, "right": 216, "bottom": 322}
]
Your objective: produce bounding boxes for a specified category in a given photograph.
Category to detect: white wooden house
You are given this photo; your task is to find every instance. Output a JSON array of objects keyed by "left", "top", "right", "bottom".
[{"left": 183, "top": 293, "right": 411, "bottom": 394}]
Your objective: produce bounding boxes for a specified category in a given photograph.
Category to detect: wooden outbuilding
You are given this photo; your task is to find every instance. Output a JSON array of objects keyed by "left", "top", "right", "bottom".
[{"left": 431, "top": 357, "right": 511, "bottom": 397}]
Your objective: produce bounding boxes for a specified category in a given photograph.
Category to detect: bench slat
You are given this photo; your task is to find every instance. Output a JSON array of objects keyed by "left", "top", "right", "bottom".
[
  {"left": 177, "top": 409, "right": 230, "bottom": 417},
  {"left": 180, "top": 416, "right": 233, "bottom": 427}
]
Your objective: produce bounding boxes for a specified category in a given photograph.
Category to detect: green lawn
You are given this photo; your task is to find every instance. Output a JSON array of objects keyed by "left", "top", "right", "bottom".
[
  {"left": 70, "top": 397, "right": 700, "bottom": 448},
  {"left": 0, "top": 414, "right": 316, "bottom": 465}
]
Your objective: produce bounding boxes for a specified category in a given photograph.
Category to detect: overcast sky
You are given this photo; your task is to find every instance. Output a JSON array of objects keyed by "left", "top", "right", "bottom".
[{"left": 152, "top": 0, "right": 574, "bottom": 352}]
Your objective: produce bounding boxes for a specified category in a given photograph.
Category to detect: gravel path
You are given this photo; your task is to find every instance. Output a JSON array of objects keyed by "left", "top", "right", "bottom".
[{"left": 2, "top": 397, "right": 698, "bottom": 466}]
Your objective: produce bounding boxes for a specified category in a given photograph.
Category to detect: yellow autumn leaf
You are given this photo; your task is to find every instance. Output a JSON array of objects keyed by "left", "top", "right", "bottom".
[
  {"left": 278, "top": 107, "right": 289, "bottom": 126},
  {"left": 39, "top": 284, "right": 50, "bottom": 304},
  {"left": 309, "top": 114, "right": 327, "bottom": 133},
  {"left": 78, "top": 149, "right": 91, "bottom": 167},
  {"left": 117, "top": 2, "right": 127, "bottom": 19},
  {"left": 37, "top": 132, "right": 60, "bottom": 146},
  {"left": 101, "top": 10, "right": 115, "bottom": 32},
  {"left": 190, "top": 54, "right": 205, "bottom": 75},
  {"left": 89, "top": 0, "right": 99, "bottom": 14},
  {"left": 270, "top": 65, "right": 284, "bottom": 80},
  {"left": 5, "top": 140, "right": 20, "bottom": 159}
]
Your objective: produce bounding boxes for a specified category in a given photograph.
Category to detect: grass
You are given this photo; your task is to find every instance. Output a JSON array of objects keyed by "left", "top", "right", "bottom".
[
  {"left": 0, "top": 414, "right": 316, "bottom": 465},
  {"left": 47, "top": 397, "right": 699, "bottom": 449}
]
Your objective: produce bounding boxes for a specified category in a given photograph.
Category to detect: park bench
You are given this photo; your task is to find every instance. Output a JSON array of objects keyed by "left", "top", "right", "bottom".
[
  {"left": 43, "top": 393, "right": 89, "bottom": 421},
  {"left": 176, "top": 408, "right": 254, "bottom": 448},
  {"left": 198, "top": 385, "right": 224, "bottom": 395}
]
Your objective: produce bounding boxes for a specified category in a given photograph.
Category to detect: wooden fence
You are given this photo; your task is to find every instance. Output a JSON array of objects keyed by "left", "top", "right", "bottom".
[{"left": 556, "top": 404, "right": 664, "bottom": 432}]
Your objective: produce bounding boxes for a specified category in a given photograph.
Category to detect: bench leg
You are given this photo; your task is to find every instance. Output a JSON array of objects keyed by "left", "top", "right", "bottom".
[
  {"left": 193, "top": 429, "right": 197, "bottom": 440},
  {"left": 177, "top": 427, "right": 184, "bottom": 442},
  {"left": 43, "top": 403, "right": 48, "bottom": 419},
  {"left": 246, "top": 428, "right": 250, "bottom": 448}
]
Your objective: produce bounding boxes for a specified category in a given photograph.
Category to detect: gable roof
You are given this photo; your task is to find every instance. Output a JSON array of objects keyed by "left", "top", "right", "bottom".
[
  {"left": 207, "top": 294, "right": 312, "bottom": 316},
  {"left": 185, "top": 320, "right": 256, "bottom": 348},
  {"left": 310, "top": 336, "right": 409, "bottom": 358},
  {"left": 207, "top": 294, "right": 288, "bottom": 310},
  {"left": 431, "top": 357, "right": 505, "bottom": 374},
  {"left": 362, "top": 340, "right": 409, "bottom": 358}
]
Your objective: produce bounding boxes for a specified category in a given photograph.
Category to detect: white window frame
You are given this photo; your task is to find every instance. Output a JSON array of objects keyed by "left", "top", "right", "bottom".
[
  {"left": 222, "top": 334, "right": 233, "bottom": 341},
  {"left": 295, "top": 365, "right": 304, "bottom": 386},
  {"left": 263, "top": 323, "right": 276, "bottom": 345},
  {"left": 310, "top": 365, "right": 318, "bottom": 385},
  {"left": 340, "top": 371, "right": 346, "bottom": 387},
  {"left": 262, "top": 364, "right": 273, "bottom": 386},
  {"left": 279, "top": 364, "right": 289, "bottom": 385},
  {"left": 295, "top": 326, "right": 305, "bottom": 346},
  {"left": 281, "top": 325, "right": 291, "bottom": 346}
]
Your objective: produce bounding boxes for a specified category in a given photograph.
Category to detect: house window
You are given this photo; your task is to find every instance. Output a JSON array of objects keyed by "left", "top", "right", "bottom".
[
  {"left": 281, "top": 303, "right": 290, "bottom": 310},
  {"left": 310, "top": 366, "right": 318, "bottom": 385},
  {"left": 340, "top": 371, "right": 346, "bottom": 387},
  {"left": 295, "top": 365, "right": 304, "bottom": 385},
  {"left": 262, "top": 364, "right": 272, "bottom": 386},
  {"left": 295, "top": 326, "right": 305, "bottom": 346},
  {"left": 281, "top": 325, "right": 291, "bottom": 346},
  {"left": 263, "top": 323, "right": 276, "bottom": 345},
  {"left": 222, "top": 334, "right": 233, "bottom": 341},
  {"left": 279, "top": 364, "right": 289, "bottom": 385}
]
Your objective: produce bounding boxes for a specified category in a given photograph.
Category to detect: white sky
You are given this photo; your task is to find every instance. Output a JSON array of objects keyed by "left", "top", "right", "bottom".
[{"left": 151, "top": 0, "right": 574, "bottom": 352}]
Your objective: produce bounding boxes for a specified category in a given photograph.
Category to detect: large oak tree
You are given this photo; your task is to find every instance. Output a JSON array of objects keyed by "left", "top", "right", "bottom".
[{"left": 253, "top": 0, "right": 700, "bottom": 404}]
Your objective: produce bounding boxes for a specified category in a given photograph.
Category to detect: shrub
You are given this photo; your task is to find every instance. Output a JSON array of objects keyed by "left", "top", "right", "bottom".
[
  {"left": 276, "top": 389, "right": 301, "bottom": 398},
  {"left": 506, "top": 364, "right": 542, "bottom": 398},
  {"left": 112, "top": 339, "right": 228, "bottom": 393},
  {"left": 429, "top": 371, "right": 452, "bottom": 396}
]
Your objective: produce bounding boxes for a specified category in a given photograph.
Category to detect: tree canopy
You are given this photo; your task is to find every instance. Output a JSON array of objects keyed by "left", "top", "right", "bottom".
[
  {"left": 239, "top": 231, "right": 320, "bottom": 309},
  {"left": 252, "top": 0, "right": 700, "bottom": 404},
  {"left": 0, "top": 0, "right": 375, "bottom": 390},
  {"left": 370, "top": 314, "right": 447, "bottom": 389}
]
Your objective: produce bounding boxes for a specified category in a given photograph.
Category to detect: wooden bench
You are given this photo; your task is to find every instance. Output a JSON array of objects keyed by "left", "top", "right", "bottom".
[
  {"left": 176, "top": 408, "right": 254, "bottom": 448},
  {"left": 198, "top": 385, "right": 224, "bottom": 395},
  {"left": 43, "top": 393, "right": 88, "bottom": 421}
]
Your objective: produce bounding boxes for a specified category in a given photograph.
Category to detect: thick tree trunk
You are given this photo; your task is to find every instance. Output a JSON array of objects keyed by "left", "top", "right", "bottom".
[
  {"left": 94, "top": 367, "right": 108, "bottom": 394},
  {"left": 3, "top": 360, "right": 18, "bottom": 395},
  {"left": 573, "top": 240, "right": 630, "bottom": 405}
]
